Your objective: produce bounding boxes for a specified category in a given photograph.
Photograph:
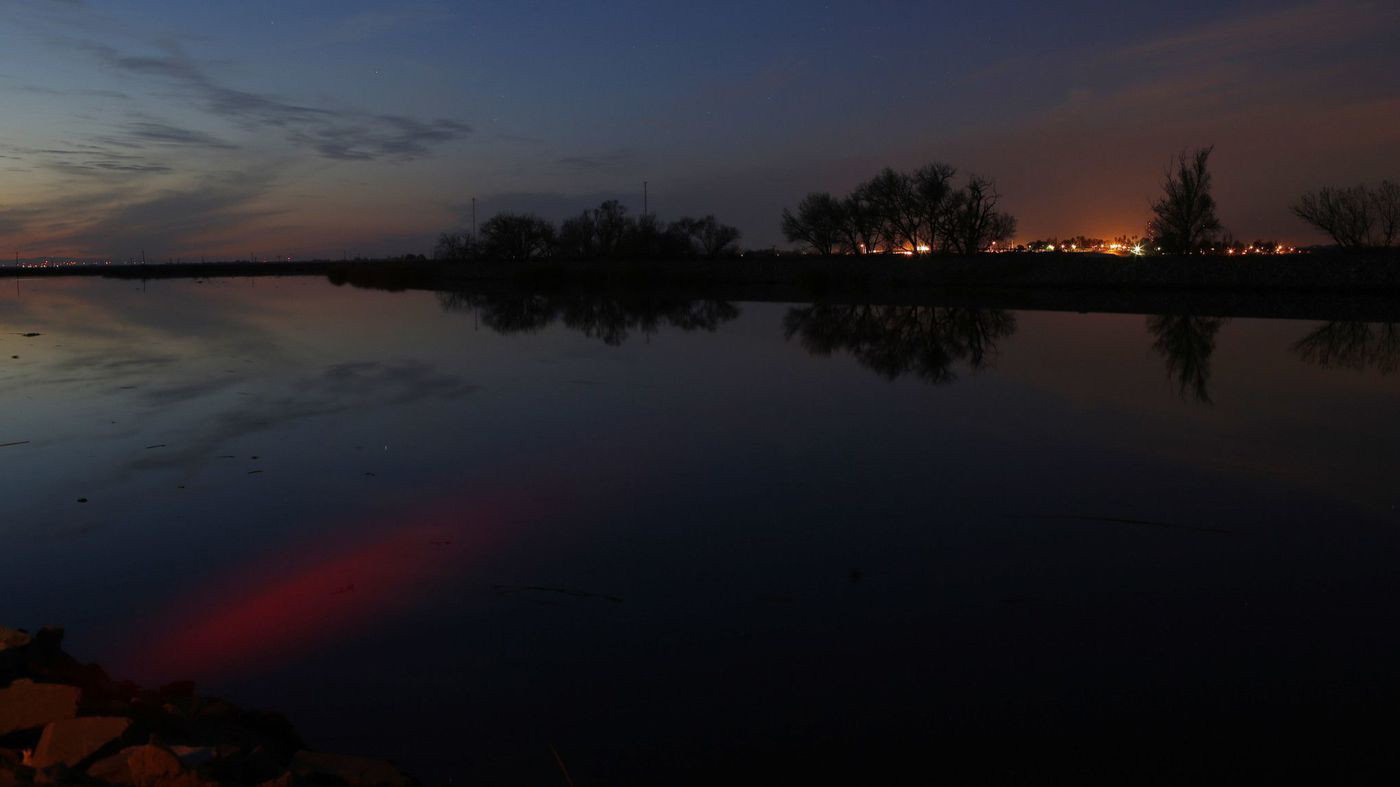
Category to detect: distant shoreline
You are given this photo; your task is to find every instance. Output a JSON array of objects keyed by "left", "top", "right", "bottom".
[{"left": 5, "top": 253, "right": 1400, "bottom": 322}]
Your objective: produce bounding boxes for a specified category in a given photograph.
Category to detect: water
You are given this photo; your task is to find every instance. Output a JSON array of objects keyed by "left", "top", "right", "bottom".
[{"left": 3, "top": 276, "right": 1399, "bottom": 783}]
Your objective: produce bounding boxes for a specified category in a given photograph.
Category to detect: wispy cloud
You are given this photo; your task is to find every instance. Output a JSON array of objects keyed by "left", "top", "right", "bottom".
[
  {"left": 1122, "top": 0, "right": 1400, "bottom": 62},
  {"left": 98, "top": 121, "right": 240, "bottom": 151},
  {"left": 69, "top": 39, "right": 472, "bottom": 162}
]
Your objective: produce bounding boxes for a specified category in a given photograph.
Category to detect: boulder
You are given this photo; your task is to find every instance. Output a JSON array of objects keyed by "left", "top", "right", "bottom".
[
  {"left": 0, "top": 749, "right": 31, "bottom": 787},
  {"left": 291, "top": 751, "right": 414, "bottom": 787},
  {"left": 87, "top": 743, "right": 215, "bottom": 787},
  {"left": 0, "top": 628, "right": 29, "bottom": 652},
  {"left": 31, "top": 716, "right": 131, "bottom": 769},
  {"left": 0, "top": 680, "right": 80, "bottom": 736}
]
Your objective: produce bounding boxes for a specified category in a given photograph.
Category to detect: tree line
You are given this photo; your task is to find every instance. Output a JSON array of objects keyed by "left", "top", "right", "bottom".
[
  {"left": 439, "top": 152, "right": 1395, "bottom": 262},
  {"left": 435, "top": 200, "right": 741, "bottom": 262},
  {"left": 781, "top": 164, "right": 1017, "bottom": 256}
]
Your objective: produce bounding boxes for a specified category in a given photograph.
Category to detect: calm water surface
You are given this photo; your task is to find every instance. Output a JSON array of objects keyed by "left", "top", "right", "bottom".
[{"left": 3, "top": 276, "right": 1399, "bottom": 783}]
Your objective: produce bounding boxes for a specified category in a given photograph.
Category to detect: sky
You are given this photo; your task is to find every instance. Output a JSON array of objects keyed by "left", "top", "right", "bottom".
[{"left": 1, "top": 0, "right": 1398, "bottom": 259}]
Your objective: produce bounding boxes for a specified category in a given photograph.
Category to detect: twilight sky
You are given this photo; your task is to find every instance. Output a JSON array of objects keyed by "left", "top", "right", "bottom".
[{"left": 1, "top": 0, "right": 1398, "bottom": 259}]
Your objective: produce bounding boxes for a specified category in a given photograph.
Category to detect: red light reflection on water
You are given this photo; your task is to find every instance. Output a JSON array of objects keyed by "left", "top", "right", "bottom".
[{"left": 127, "top": 502, "right": 512, "bottom": 681}]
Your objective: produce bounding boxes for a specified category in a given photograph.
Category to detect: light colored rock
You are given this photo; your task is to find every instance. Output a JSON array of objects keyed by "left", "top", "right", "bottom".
[
  {"left": 0, "top": 680, "right": 80, "bottom": 736},
  {"left": 168, "top": 745, "right": 230, "bottom": 767},
  {"left": 85, "top": 751, "right": 133, "bottom": 785},
  {"left": 32, "top": 717, "right": 131, "bottom": 769},
  {"left": 0, "top": 628, "right": 29, "bottom": 652},
  {"left": 87, "top": 744, "right": 215, "bottom": 787},
  {"left": 291, "top": 750, "right": 413, "bottom": 787}
]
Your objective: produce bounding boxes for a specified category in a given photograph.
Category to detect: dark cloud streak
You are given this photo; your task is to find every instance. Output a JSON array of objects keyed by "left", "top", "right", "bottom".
[{"left": 73, "top": 40, "right": 472, "bottom": 162}]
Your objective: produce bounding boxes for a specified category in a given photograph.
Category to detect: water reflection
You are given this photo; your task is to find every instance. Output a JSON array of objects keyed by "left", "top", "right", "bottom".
[
  {"left": 437, "top": 290, "right": 740, "bottom": 345},
  {"left": 1147, "top": 315, "right": 1229, "bottom": 403},
  {"left": 1294, "top": 322, "right": 1400, "bottom": 374},
  {"left": 782, "top": 304, "right": 1017, "bottom": 383}
]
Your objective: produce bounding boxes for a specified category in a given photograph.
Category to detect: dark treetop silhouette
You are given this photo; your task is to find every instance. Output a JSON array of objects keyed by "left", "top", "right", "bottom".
[
  {"left": 1292, "top": 181, "right": 1400, "bottom": 251},
  {"left": 435, "top": 200, "right": 742, "bottom": 263},
  {"left": 782, "top": 162, "right": 1016, "bottom": 256},
  {"left": 1146, "top": 147, "right": 1224, "bottom": 255}
]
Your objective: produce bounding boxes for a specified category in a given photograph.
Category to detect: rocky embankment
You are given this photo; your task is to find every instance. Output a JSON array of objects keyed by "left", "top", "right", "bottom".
[{"left": 0, "top": 627, "right": 414, "bottom": 786}]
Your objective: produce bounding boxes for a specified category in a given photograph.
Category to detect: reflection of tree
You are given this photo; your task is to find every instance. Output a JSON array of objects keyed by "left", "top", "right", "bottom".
[
  {"left": 782, "top": 304, "right": 1016, "bottom": 383},
  {"left": 436, "top": 290, "right": 739, "bottom": 345},
  {"left": 1147, "top": 315, "right": 1228, "bottom": 403},
  {"left": 1295, "top": 322, "right": 1400, "bottom": 374}
]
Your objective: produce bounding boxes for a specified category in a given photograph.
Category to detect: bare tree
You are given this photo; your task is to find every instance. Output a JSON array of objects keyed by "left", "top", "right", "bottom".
[
  {"left": 838, "top": 184, "right": 883, "bottom": 254},
  {"left": 782, "top": 192, "right": 845, "bottom": 255},
  {"left": 1148, "top": 146, "right": 1223, "bottom": 254},
  {"left": 433, "top": 231, "right": 477, "bottom": 261},
  {"left": 865, "top": 168, "right": 925, "bottom": 254},
  {"left": 691, "top": 215, "right": 742, "bottom": 258},
  {"left": 944, "top": 176, "right": 1017, "bottom": 255},
  {"left": 1292, "top": 186, "right": 1377, "bottom": 249},
  {"left": 479, "top": 213, "right": 556, "bottom": 261},
  {"left": 558, "top": 212, "right": 600, "bottom": 258},
  {"left": 592, "top": 200, "right": 630, "bottom": 257},
  {"left": 913, "top": 163, "right": 957, "bottom": 253},
  {"left": 1376, "top": 180, "right": 1400, "bottom": 248}
]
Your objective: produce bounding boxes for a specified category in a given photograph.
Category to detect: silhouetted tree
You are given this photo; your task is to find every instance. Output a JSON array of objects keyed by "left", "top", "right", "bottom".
[
  {"left": 913, "top": 163, "right": 957, "bottom": 253},
  {"left": 620, "top": 213, "right": 669, "bottom": 258},
  {"left": 1148, "top": 314, "right": 1228, "bottom": 402},
  {"left": 558, "top": 213, "right": 600, "bottom": 258},
  {"left": 1294, "top": 321, "right": 1400, "bottom": 373},
  {"left": 433, "top": 231, "right": 477, "bottom": 261},
  {"left": 782, "top": 193, "right": 845, "bottom": 255},
  {"left": 784, "top": 162, "right": 1018, "bottom": 256},
  {"left": 479, "top": 213, "right": 556, "bottom": 261},
  {"left": 558, "top": 200, "right": 632, "bottom": 258},
  {"left": 838, "top": 185, "right": 883, "bottom": 254},
  {"left": 1147, "top": 147, "right": 1223, "bottom": 254},
  {"left": 944, "top": 176, "right": 1018, "bottom": 255},
  {"left": 1292, "top": 181, "right": 1399, "bottom": 249},
  {"left": 691, "top": 215, "right": 742, "bottom": 258},
  {"left": 865, "top": 168, "right": 925, "bottom": 254},
  {"left": 593, "top": 200, "right": 630, "bottom": 256},
  {"left": 1379, "top": 181, "right": 1400, "bottom": 248}
]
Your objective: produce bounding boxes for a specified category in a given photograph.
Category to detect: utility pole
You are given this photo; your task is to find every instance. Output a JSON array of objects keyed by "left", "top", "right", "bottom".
[
  {"left": 141, "top": 249, "right": 146, "bottom": 265},
  {"left": 471, "top": 197, "right": 477, "bottom": 237},
  {"left": 643, "top": 181, "right": 649, "bottom": 218}
]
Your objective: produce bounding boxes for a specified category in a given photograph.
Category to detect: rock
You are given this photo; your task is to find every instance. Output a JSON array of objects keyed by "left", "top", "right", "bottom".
[
  {"left": 87, "top": 744, "right": 214, "bottom": 787},
  {"left": 0, "top": 628, "right": 29, "bottom": 652},
  {"left": 0, "top": 680, "right": 80, "bottom": 736},
  {"left": 167, "top": 746, "right": 228, "bottom": 768},
  {"left": 0, "top": 749, "right": 30, "bottom": 787},
  {"left": 85, "top": 751, "right": 133, "bottom": 784},
  {"left": 290, "top": 751, "right": 414, "bottom": 787},
  {"left": 31, "top": 717, "right": 131, "bottom": 769}
]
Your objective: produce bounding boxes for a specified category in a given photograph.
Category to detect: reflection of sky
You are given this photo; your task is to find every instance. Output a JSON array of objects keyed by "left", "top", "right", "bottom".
[{"left": 3, "top": 277, "right": 1400, "bottom": 782}]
